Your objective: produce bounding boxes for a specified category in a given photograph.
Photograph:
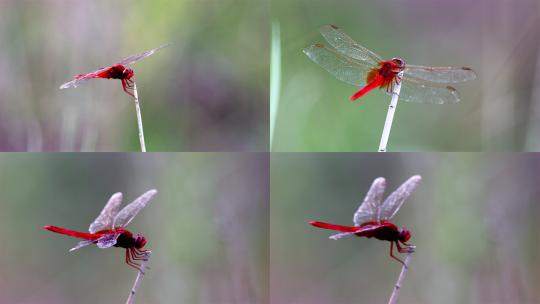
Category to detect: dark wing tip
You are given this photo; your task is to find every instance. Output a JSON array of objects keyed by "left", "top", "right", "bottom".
[
  {"left": 446, "top": 85, "right": 457, "bottom": 92},
  {"left": 462, "top": 67, "right": 477, "bottom": 80},
  {"left": 329, "top": 24, "right": 340, "bottom": 29},
  {"left": 314, "top": 43, "right": 325, "bottom": 48}
]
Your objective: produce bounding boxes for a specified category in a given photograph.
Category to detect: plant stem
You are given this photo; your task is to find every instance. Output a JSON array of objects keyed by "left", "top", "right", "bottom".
[
  {"left": 378, "top": 71, "right": 404, "bottom": 152},
  {"left": 132, "top": 82, "right": 146, "bottom": 152},
  {"left": 125, "top": 251, "right": 151, "bottom": 304},
  {"left": 387, "top": 248, "right": 414, "bottom": 304},
  {"left": 269, "top": 20, "right": 281, "bottom": 150}
]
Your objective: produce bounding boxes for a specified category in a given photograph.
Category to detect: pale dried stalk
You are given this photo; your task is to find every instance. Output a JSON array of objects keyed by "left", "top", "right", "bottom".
[
  {"left": 125, "top": 251, "right": 151, "bottom": 304},
  {"left": 387, "top": 249, "right": 414, "bottom": 304},
  {"left": 378, "top": 71, "right": 404, "bottom": 152},
  {"left": 132, "top": 82, "right": 146, "bottom": 152}
]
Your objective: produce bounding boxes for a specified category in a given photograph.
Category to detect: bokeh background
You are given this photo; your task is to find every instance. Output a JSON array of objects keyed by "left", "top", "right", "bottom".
[
  {"left": 271, "top": 0, "right": 540, "bottom": 151},
  {"left": 0, "top": 153, "right": 268, "bottom": 304},
  {"left": 0, "top": 0, "right": 268, "bottom": 151},
  {"left": 271, "top": 153, "right": 540, "bottom": 303}
]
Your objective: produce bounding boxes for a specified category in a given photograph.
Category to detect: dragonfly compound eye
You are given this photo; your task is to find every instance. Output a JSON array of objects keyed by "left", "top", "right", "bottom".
[{"left": 399, "top": 228, "right": 411, "bottom": 242}]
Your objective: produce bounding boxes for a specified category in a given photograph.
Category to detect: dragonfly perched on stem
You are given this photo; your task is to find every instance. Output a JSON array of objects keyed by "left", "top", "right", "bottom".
[
  {"left": 309, "top": 176, "right": 421, "bottom": 265},
  {"left": 44, "top": 189, "right": 158, "bottom": 273},
  {"left": 304, "top": 25, "right": 476, "bottom": 104},
  {"left": 59, "top": 44, "right": 170, "bottom": 97}
]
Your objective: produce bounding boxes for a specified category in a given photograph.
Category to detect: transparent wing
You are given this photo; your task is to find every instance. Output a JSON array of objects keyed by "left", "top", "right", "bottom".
[
  {"left": 353, "top": 177, "right": 387, "bottom": 226},
  {"left": 89, "top": 192, "right": 123, "bottom": 233},
  {"left": 113, "top": 189, "right": 158, "bottom": 228},
  {"left": 404, "top": 65, "right": 476, "bottom": 83},
  {"left": 380, "top": 175, "right": 422, "bottom": 220},
  {"left": 59, "top": 67, "right": 108, "bottom": 90},
  {"left": 69, "top": 240, "right": 94, "bottom": 252},
  {"left": 118, "top": 44, "right": 170, "bottom": 66},
  {"left": 396, "top": 77, "right": 461, "bottom": 104},
  {"left": 304, "top": 43, "right": 371, "bottom": 87},
  {"left": 329, "top": 232, "right": 356, "bottom": 240},
  {"left": 319, "top": 24, "right": 382, "bottom": 64},
  {"left": 96, "top": 233, "right": 120, "bottom": 249}
]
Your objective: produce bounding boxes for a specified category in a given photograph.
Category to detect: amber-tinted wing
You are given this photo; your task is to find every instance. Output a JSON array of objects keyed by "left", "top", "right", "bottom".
[
  {"left": 319, "top": 24, "right": 382, "bottom": 64},
  {"left": 404, "top": 65, "right": 476, "bottom": 84},
  {"left": 353, "top": 177, "right": 387, "bottom": 226},
  {"left": 304, "top": 43, "right": 371, "bottom": 87},
  {"left": 379, "top": 175, "right": 422, "bottom": 220},
  {"left": 88, "top": 192, "right": 123, "bottom": 233},
  {"left": 118, "top": 44, "right": 170, "bottom": 66},
  {"left": 112, "top": 189, "right": 158, "bottom": 228}
]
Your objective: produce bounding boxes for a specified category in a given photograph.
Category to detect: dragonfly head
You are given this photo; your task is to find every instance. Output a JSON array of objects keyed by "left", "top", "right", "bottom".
[
  {"left": 133, "top": 233, "right": 147, "bottom": 249},
  {"left": 398, "top": 227, "right": 411, "bottom": 242},
  {"left": 390, "top": 58, "right": 406, "bottom": 72}
]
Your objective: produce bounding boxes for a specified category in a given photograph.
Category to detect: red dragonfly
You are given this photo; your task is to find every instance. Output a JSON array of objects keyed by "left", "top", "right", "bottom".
[
  {"left": 309, "top": 176, "right": 421, "bottom": 265},
  {"left": 44, "top": 189, "right": 157, "bottom": 272},
  {"left": 304, "top": 25, "right": 476, "bottom": 103},
  {"left": 59, "top": 44, "right": 170, "bottom": 97}
]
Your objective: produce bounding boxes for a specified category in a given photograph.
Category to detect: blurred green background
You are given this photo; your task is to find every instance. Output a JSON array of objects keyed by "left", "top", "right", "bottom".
[
  {"left": 0, "top": 0, "right": 268, "bottom": 151},
  {"left": 271, "top": 0, "right": 540, "bottom": 151},
  {"left": 0, "top": 153, "right": 268, "bottom": 303},
  {"left": 271, "top": 153, "right": 540, "bottom": 303}
]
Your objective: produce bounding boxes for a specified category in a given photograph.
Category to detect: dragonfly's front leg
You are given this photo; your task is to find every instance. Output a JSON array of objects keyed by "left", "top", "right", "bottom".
[
  {"left": 396, "top": 241, "right": 415, "bottom": 253},
  {"left": 389, "top": 241, "right": 406, "bottom": 266}
]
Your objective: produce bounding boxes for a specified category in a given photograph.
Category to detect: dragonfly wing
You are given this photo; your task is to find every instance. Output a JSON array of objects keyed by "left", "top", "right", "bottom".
[
  {"left": 59, "top": 77, "right": 92, "bottom": 90},
  {"left": 69, "top": 240, "right": 94, "bottom": 252},
  {"left": 304, "top": 43, "right": 370, "bottom": 87},
  {"left": 329, "top": 232, "right": 356, "bottom": 240},
  {"left": 353, "top": 177, "right": 386, "bottom": 226},
  {"left": 397, "top": 77, "right": 461, "bottom": 104},
  {"left": 319, "top": 25, "right": 382, "bottom": 64},
  {"left": 89, "top": 192, "right": 123, "bottom": 233},
  {"left": 404, "top": 65, "right": 476, "bottom": 83},
  {"left": 96, "top": 233, "right": 121, "bottom": 249},
  {"left": 118, "top": 44, "right": 171, "bottom": 66},
  {"left": 380, "top": 175, "right": 422, "bottom": 220},
  {"left": 112, "top": 189, "right": 158, "bottom": 228},
  {"left": 59, "top": 66, "right": 108, "bottom": 90}
]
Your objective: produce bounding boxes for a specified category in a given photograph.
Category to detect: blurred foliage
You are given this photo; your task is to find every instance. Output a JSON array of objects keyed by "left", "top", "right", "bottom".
[
  {"left": 0, "top": 0, "right": 268, "bottom": 151},
  {"left": 0, "top": 153, "right": 268, "bottom": 303},
  {"left": 271, "top": 153, "right": 540, "bottom": 303},
  {"left": 271, "top": 0, "right": 540, "bottom": 151}
]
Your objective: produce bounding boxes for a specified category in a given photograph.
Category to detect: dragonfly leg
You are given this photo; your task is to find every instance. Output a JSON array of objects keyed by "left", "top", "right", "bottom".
[
  {"left": 125, "top": 249, "right": 145, "bottom": 273},
  {"left": 121, "top": 79, "right": 135, "bottom": 97},
  {"left": 130, "top": 248, "right": 149, "bottom": 261},
  {"left": 389, "top": 241, "right": 406, "bottom": 266},
  {"left": 397, "top": 241, "right": 415, "bottom": 253}
]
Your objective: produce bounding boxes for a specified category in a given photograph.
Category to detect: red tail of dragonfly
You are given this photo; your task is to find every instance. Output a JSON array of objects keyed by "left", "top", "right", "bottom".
[
  {"left": 304, "top": 25, "right": 476, "bottom": 104},
  {"left": 44, "top": 189, "right": 157, "bottom": 273},
  {"left": 309, "top": 176, "right": 421, "bottom": 265},
  {"left": 59, "top": 44, "right": 169, "bottom": 97}
]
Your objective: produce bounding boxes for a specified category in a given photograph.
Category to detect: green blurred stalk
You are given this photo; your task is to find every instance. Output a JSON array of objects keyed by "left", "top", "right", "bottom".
[{"left": 269, "top": 21, "right": 281, "bottom": 150}]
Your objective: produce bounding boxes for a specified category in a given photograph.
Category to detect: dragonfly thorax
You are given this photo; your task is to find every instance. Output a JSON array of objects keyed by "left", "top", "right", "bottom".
[
  {"left": 108, "top": 64, "right": 134, "bottom": 80},
  {"left": 114, "top": 230, "right": 147, "bottom": 249}
]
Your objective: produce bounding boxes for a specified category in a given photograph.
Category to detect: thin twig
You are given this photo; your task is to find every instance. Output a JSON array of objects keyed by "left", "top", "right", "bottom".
[
  {"left": 125, "top": 251, "right": 151, "bottom": 304},
  {"left": 132, "top": 82, "right": 146, "bottom": 152},
  {"left": 378, "top": 71, "right": 404, "bottom": 152},
  {"left": 269, "top": 20, "right": 282, "bottom": 150},
  {"left": 387, "top": 248, "right": 414, "bottom": 304}
]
